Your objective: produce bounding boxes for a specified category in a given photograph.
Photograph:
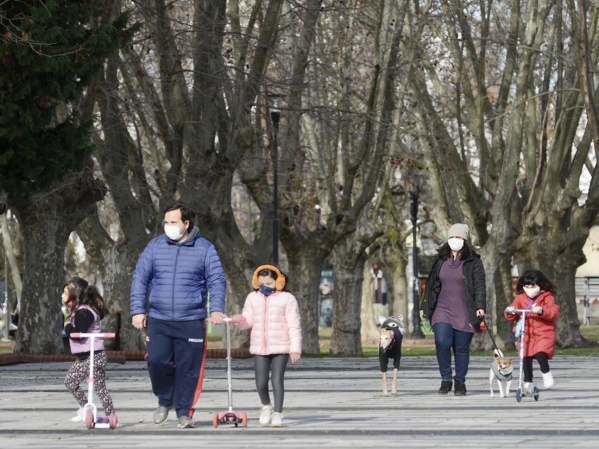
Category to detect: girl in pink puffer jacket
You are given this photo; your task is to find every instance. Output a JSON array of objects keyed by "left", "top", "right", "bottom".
[{"left": 233, "top": 264, "right": 302, "bottom": 428}]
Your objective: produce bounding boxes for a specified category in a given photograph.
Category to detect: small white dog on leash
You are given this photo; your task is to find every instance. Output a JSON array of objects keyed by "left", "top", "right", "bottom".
[{"left": 489, "top": 349, "right": 514, "bottom": 398}]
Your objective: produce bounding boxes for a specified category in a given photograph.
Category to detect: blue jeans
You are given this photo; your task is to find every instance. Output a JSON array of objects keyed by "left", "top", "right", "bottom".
[{"left": 433, "top": 322, "right": 474, "bottom": 384}]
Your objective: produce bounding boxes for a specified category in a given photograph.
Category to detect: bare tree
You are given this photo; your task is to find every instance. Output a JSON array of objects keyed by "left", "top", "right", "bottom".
[{"left": 403, "top": 0, "right": 598, "bottom": 348}]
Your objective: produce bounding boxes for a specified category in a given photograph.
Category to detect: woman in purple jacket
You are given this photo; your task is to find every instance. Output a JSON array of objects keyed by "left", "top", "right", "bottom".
[{"left": 421, "top": 223, "right": 486, "bottom": 396}]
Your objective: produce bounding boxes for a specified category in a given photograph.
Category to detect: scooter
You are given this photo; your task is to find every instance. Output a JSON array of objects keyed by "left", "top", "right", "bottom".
[
  {"left": 209, "top": 317, "right": 247, "bottom": 428},
  {"left": 505, "top": 309, "right": 541, "bottom": 402},
  {"left": 70, "top": 332, "right": 118, "bottom": 429}
]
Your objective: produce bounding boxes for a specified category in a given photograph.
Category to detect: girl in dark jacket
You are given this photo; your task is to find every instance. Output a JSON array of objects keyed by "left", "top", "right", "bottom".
[
  {"left": 421, "top": 223, "right": 486, "bottom": 396},
  {"left": 64, "top": 285, "right": 115, "bottom": 423}
]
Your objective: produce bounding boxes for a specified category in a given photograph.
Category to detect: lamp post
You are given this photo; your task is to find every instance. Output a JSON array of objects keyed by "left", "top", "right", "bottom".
[
  {"left": 2, "top": 252, "right": 7, "bottom": 341},
  {"left": 409, "top": 174, "right": 424, "bottom": 339},
  {"left": 0, "top": 202, "right": 8, "bottom": 341},
  {"left": 267, "top": 94, "right": 282, "bottom": 265}
]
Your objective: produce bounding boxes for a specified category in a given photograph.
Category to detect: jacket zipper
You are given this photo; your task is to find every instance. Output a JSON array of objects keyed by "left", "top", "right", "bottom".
[
  {"left": 262, "top": 294, "right": 269, "bottom": 353},
  {"left": 171, "top": 245, "right": 181, "bottom": 319}
]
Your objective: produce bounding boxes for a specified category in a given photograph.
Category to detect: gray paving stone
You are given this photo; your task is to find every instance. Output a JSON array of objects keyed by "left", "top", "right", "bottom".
[{"left": 0, "top": 355, "right": 598, "bottom": 448}]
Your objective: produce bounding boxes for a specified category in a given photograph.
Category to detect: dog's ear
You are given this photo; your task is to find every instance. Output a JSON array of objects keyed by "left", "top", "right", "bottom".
[
  {"left": 395, "top": 316, "right": 407, "bottom": 336},
  {"left": 378, "top": 316, "right": 386, "bottom": 326}
]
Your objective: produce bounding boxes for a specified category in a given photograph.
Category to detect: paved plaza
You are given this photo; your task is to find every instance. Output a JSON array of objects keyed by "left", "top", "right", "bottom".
[{"left": 0, "top": 354, "right": 598, "bottom": 448}]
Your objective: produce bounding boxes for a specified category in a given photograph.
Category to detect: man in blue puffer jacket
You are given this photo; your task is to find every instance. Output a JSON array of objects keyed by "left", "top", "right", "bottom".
[{"left": 130, "top": 202, "right": 226, "bottom": 429}]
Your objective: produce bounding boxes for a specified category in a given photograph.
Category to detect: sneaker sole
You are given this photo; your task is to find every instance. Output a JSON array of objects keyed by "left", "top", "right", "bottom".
[
  {"left": 259, "top": 409, "right": 272, "bottom": 426},
  {"left": 153, "top": 407, "right": 173, "bottom": 424},
  {"left": 177, "top": 422, "right": 195, "bottom": 429}
]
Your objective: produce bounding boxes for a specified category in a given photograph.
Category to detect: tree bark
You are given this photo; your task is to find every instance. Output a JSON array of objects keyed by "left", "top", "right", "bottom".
[
  {"left": 329, "top": 236, "right": 370, "bottom": 356},
  {"left": 11, "top": 167, "right": 105, "bottom": 354},
  {"left": 286, "top": 245, "right": 330, "bottom": 354},
  {"left": 0, "top": 215, "right": 22, "bottom": 310}
]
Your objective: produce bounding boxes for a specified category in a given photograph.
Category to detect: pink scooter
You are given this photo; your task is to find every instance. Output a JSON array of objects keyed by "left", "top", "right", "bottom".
[
  {"left": 207, "top": 317, "right": 247, "bottom": 428},
  {"left": 70, "top": 332, "right": 118, "bottom": 429}
]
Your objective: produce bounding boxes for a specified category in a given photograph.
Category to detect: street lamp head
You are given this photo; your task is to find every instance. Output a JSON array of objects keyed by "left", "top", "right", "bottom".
[
  {"left": 266, "top": 93, "right": 285, "bottom": 125},
  {"left": 408, "top": 169, "right": 423, "bottom": 193}
]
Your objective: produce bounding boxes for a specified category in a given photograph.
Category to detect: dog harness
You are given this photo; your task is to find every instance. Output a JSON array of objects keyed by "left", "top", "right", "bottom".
[{"left": 491, "top": 360, "right": 513, "bottom": 381}]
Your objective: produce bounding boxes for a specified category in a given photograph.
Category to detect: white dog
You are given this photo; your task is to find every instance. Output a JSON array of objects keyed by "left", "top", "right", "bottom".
[{"left": 489, "top": 349, "right": 513, "bottom": 398}]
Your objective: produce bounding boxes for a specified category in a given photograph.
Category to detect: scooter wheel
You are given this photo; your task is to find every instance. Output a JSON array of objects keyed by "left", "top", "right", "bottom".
[
  {"left": 213, "top": 412, "right": 219, "bottom": 428},
  {"left": 516, "top": 388, "right": 522, "bottom": 403},
  {"left": 109, "top": 414, "right": 118, "bottom": 429},
  {"left": 85, "top": 410, "right": 95, "bottom": 429},
  {"left": 241, "top": 412, "right": 248, "bottom": 428},
  {"left": 533, "top": 386, "right": 540, "bottom": 401}
]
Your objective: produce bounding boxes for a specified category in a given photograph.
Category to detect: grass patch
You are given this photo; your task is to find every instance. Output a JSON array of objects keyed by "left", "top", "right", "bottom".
[
  {"left": 0, "top": 325, "right": 597, "bottom": 357},
  {"left": 316, "top": 326, "right": 437, "bottom": 357},
  {"left": 580, "top": 324, "right": 599, "bottom": 342},
  {"left": 313, "top": 325, "right": 599, "bottom": 358},
  {"left": 207, "top": 333, "right": 223, "bottom": 343}
]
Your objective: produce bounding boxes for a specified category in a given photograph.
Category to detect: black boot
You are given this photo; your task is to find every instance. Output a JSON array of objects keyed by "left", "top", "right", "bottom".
[
  {"left": 454, "top": 378, "right": 467, "bottom": 396},
  {"left": 438, "top": 380, "right": 452, "bottom": 394}
]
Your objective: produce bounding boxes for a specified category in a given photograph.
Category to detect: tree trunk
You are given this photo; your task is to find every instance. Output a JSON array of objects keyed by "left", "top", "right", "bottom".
[
  {"left": 388, "top": 253, "right": 409, "bottom": 326},
  {"left": 77, "top": 211, "right": 149, "bottom": 352},
  {"left": 211, "top": 246, "right": 257, "bottom": 350},
  {"left": 82, "top": 49, "right": 161, "bottom": 351},
  {"left": 495, "top": 255, "right": 516, "bottom": 350},
  {"left": 0, "top": 214, "right": 22, "bottom": 310},
  {"left": 11, "top": 170, "right": 105, "bottom": 354},
  {"left": 329, "top": 240, "right": 369, "bottom": 356},
  {"left": 515, "top": 237, "right": 588, "bottom": 348},
  {"left": 286, "top": 247, "right": 329, "bottom": 355},
  {"left": 360, "top": 263, "right": 380, "bottom": 346}
]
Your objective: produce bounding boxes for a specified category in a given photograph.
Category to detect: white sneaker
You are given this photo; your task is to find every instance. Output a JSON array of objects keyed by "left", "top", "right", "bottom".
[
  {"left": 259, "top": 404, "right": 272, "bottom": 426},
  {"left": 271, "top": 412, "right": 284, "bottom": 428},
  {"left": 542, "top": 371, "right": 554, "bottom": 389},
  {"left": 70, "top": 408, "right": 84, "bottom": 422},
  {"left": 523, "top": 382, "right": 535, "bottom": 395}
]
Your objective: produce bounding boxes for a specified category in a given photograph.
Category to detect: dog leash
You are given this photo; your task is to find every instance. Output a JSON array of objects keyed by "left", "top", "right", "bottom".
[{"left": 481, "top": 318, "right": 502, "bottom": 353}]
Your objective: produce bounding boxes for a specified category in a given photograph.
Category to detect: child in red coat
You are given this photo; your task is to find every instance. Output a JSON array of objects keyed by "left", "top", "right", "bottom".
[{"left": 505, "top": 269, "right": 560, "bottom": 392}]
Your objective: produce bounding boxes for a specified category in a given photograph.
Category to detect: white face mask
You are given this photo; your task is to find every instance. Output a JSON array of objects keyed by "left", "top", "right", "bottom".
[
  {"left": 448, "top": 237, "right": 464, "bottom": 251},
  {"left": 164, "top": 224, "right": 185, "bottom": 241},
  {"left": 523, "top": 286, "right": 541, "bottom": 298}
]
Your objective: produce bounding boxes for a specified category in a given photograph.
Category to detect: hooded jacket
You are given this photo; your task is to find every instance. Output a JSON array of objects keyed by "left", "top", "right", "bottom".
[
  {"left": 421, "top": 253, "right": 487, "bottom": 329},
  {"left": 130, "top": 226, "right": 226, "bottom": 321},
  {"left": 504, "top": 291, "right": 559, "bottom": 358},
  {"left": 237, "top": 290, "right": 302, "bottom": 356}
]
